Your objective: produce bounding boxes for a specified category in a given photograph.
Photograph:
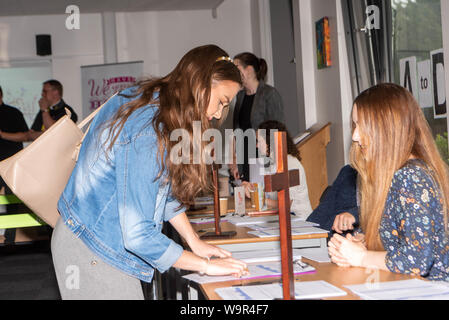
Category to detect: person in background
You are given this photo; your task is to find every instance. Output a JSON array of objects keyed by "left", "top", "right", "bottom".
[
  {"left": 230, "top": 52, "right": 285, "bottom": 182},
  {"left": 0, "top": 80, "right": 77, "bottom": 143},
  {"left": 0, "top": 85, "right": 29, "bottom": 194},
  {"left": 242, "top": 120, "right": 312, "bottom": 219},
  {"left": 328, "top": 83, "right": 449, "bottom": 282},
  {"left": 52, "top": 45, "right": 248, "bottom": 300},
  {"left": 0, "top": 86, "right": 30, "bottom": 244},
  {"left": 307, "top": 165, "right": 359, "bottom": 234}
]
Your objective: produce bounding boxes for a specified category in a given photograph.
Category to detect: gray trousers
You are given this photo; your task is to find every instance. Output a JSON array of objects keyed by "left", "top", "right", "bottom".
[{"left": 51, "top": 218, "right": 144, "bottom": 300}]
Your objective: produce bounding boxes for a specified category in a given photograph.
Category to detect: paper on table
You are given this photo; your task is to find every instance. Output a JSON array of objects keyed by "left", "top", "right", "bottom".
[
  {"left": 226, "top": 215, "right": 303, "bottom": 226},
  {"left": 194, "top": 196, "right": 214, "bottom": 206},
  {"left": 215, "top": 280, "right": 347, "bottom": 300},
  {"left": 183, "top": 260, "right": 315, "bottom": 284},
  {"left": 247, "top": 226, "right": 329, "bottom": 238},
  {"left": 190, "top": 216, "right": 228, "bottom": 224},
  {"left": 230, "top": 248, "right": 303, "bottom": 264},
  {"left": 345, "top": 279, "right": 449, "bottom": 300},
  {"left": 296, "top": 248, "right": 331, "bottom": 263},
  {"left": 246, "top": 220, "right": 319, "bottom": 232}
]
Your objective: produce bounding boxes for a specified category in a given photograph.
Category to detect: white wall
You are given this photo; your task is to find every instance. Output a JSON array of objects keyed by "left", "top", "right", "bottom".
[
  {"left": 0, "top": 13, "right": 104, "bottom": 119},
  {"left": 297, "top": 0, "right": 349, "bottom": 183},
  {"left": 337, "top": 0, "right": 354, "bottom": 165},
  {"left": 116, "top": 0, "right": 254, "bottom": 79},
  {"left": 0, "top": 0, "right": 254, "bottom": 121}
]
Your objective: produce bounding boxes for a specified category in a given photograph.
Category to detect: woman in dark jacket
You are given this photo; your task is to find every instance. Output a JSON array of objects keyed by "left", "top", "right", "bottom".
[
  {"left": 230, "top": 52, "right": 285, "bottom": 181},
  {"left": 307, "top": 165, "right": 359, "bottom": 233}
]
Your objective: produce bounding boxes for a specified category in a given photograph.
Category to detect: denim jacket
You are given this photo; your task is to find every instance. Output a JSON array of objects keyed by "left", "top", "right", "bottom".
[{"left": 58, "top": 87, "right": 185, "bottom": 282}]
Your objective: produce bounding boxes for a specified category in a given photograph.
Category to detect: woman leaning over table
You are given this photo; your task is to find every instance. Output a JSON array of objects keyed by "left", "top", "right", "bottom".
[
  {"left": 328, "top": 83, "right": 449, "bottom": 282},
  {"left": 51, "top": 45, "right": 248, "bottom": 299}
]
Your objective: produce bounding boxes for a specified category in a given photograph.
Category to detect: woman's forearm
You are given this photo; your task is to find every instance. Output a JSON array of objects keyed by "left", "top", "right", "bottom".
[
  {"left": 172, "top": 250, "right": 207, "bottom": 273},
  {"left": 361, "top": 250, "right": 388, "bottom": 271},
  {"left": 169, "top": 212, "right": 199, "bottom": 245}
]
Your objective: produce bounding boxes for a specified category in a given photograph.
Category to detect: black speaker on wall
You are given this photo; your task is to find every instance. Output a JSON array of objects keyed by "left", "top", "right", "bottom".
[{"left": 36, "top": 34, "right": 52, "bottom": 56}]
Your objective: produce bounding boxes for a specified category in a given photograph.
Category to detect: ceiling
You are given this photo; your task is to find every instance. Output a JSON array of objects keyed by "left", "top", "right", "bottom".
[{"left": 0, "top": 0, "right": 225, "bottom": 16}]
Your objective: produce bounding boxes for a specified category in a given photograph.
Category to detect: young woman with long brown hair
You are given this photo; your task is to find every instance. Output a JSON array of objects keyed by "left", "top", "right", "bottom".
[
  {"left": 328, "top": 83, "right": 449, "bottom": 281},
  {"left": 51, "top": 45, "right": 249, "bottom": 299}
]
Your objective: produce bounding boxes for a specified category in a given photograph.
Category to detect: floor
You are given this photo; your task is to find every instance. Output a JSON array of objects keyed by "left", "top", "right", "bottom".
[{"left": 0, "top": 240, "right": 61, "bottom": 300}]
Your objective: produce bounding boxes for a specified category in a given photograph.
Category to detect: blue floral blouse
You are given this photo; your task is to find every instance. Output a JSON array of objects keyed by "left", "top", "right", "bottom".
[{"left": 380, "top": 159, "right": 449, "bottom": 281}]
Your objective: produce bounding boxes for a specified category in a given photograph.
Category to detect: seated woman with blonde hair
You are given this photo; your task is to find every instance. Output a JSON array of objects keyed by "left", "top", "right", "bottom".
[{"left": 328, "top": 83, "right": 449, "bottom": 281}]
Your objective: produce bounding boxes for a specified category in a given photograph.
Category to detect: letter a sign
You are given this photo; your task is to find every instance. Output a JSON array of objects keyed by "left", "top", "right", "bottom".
[{"left": 399, "top": 56, "right": 419, "bottom": 101}]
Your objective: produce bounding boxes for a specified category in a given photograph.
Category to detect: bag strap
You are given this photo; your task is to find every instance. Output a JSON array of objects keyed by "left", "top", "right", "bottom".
[
  {"left": 77, "top": 92, "right": 118, "bottom": 130},
  {"left": 72, "top": 92, "right": 118, "bottom": 161}
]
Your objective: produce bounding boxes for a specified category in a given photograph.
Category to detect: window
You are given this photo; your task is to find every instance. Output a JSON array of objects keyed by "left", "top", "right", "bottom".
[
  {"left": 343, "top": 0, "right": 448, "bottom": 163},
  {"left": 391, "top": 0, "right": 448, "bottom": 163}
]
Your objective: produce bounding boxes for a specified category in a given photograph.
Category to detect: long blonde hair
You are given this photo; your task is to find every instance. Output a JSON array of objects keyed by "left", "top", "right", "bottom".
[{"left": 350, "top": 83, "right": 449, "bottom": 250}]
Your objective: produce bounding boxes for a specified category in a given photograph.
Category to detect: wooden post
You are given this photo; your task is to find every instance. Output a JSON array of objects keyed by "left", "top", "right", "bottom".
[
  {"left": 264, "top": 131, "right": 299, "bottom": 300},
  {"left": 200, "top": 163, "right": 236, "bottom": 239}
]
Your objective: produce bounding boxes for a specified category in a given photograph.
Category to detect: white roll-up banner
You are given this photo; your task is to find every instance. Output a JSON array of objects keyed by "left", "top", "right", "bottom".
[{"left": 80, "top": 61, "right": 143, "bottom": 118}]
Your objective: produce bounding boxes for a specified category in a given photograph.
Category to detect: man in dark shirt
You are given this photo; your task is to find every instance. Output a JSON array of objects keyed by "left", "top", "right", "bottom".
[
  {"left": 0, "top": 80, "right": 77, "bottom": 143},
  {"left": 0, "top": 86, "right": 29, "bottom": 193}
]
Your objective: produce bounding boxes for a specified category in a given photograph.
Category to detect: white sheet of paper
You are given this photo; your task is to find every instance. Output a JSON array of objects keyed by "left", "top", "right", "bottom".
[
  {"left": 194, "top": 196, "right": 214, "bottom": 206},
  {"left": 183, "top": 260, "right": 315, "bottom": 284},
  {"left": 296, "top": 248, "right": 331, "bottom": 263},
  {"left": 247, "top": 226, "right": 328, "bottom": 238},
  {"left": 230, "top": 248, "right": 303, "bottom": 264},
  {"left": 345, "top": 279, "right": 449, "bottom": 300},
  {"left": 190, "top": 216, "right": 228, "bottom": 224},
  {"left": 246, "top": 220, "right": 318, "bottom": 232},
  {"left": 226, "top": 215, "right": 303, "bottom": 226},
  {"left": 215, "top": 280, "right": 347, "bottom": 300}
]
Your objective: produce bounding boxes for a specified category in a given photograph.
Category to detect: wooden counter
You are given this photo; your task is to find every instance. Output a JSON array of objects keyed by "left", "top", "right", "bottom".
[{"left": 200, "top": 257, "right": 419, "bottom": 300}]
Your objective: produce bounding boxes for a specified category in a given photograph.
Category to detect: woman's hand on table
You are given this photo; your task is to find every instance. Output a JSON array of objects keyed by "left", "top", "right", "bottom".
[
  {"left": 328, "top": 233, "right": 367, "bottom": 267},
  {"left": 332, "top": 212, "right": 356, "bottom": 234},
  {"left": 202, "top": 256, "right": 249, "bottom": 278},
  {"left": 189, "top": 237, "right": 232, "bottom": 259}
]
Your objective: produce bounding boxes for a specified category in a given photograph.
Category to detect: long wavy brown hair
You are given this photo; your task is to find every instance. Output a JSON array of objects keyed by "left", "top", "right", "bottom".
[
  {"left": 350, "top": 83, "right": 449, "bottom": 251},
  {"left": 103, "top": 45, "right": 242, "bottom": 205}
]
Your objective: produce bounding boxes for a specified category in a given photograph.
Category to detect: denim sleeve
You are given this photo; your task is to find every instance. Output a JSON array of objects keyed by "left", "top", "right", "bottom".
[
  {"left": 114, "top": 133, "right": 183, "bottom": 273},
  {"left": 164, "top": 192, "right": 186, "bottom": 222}
]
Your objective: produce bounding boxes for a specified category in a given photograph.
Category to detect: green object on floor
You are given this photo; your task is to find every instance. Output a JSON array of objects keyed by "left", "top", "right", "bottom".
[
  {"left": 0, "top": 213, "right": 46, "bottom": 229},
  {"left": 0, "top": 194, "right": 22, "bottom": 205},
  {"left": 0, "top": 195, "right": 46, "bottom": 228}
]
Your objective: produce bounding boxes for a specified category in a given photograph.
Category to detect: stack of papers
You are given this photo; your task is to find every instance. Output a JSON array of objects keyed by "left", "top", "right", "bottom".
[
  {"left": 226, "top": 215, "right": 303, "bottom": 226},
  {"left": 190, "top": 216, "right": 228, "bottom": 224},
  {"left": 247, "top": 226, "right": 328, "bottom": 238},
  {"left": 246, "top": 220, "right": 318, "bottom": 232},
  {"left": 296, "top": 248, "right": 331, "bottom": 263},
  {"left": 183, "top": 260, "right": 315, "bottom": 284},
  {"left": 194, "top": 196, "right": 214, "bottom": 206},
  {"left": 345, "top": 279, "right": 449, "bottom": 300},
  {"left": 215, "top": 280, "right": 347, "bottom": 300},
  {"left": 230, "top": 249, "right": 303, "bottom": 264}
]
